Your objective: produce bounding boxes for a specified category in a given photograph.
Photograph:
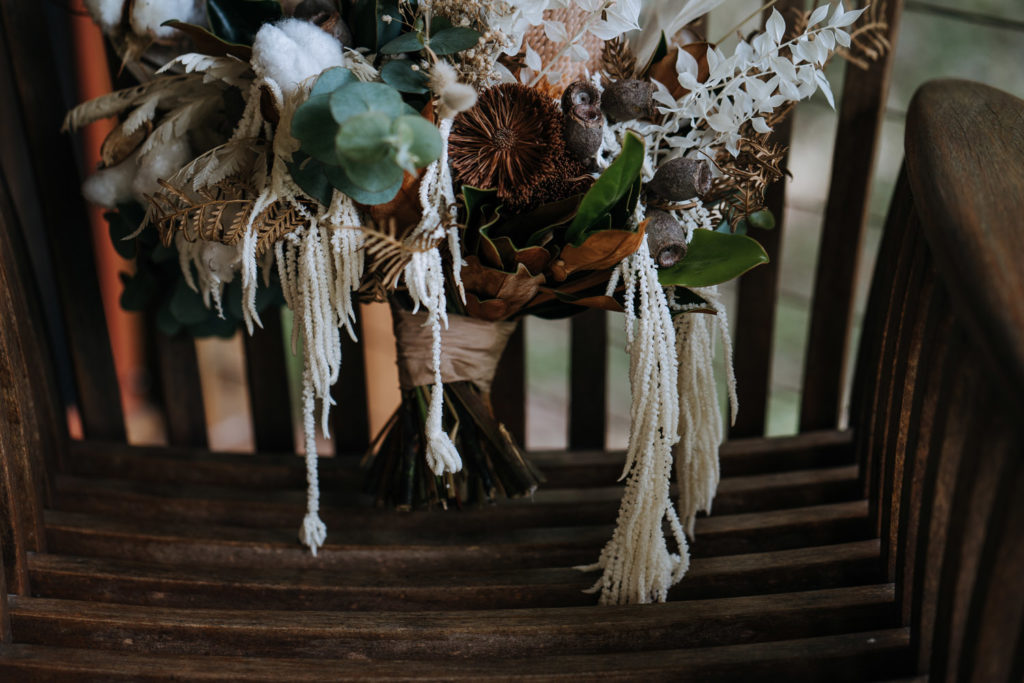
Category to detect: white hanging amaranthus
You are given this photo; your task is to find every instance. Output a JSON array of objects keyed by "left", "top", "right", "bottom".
[
  {"left": 582, "top": 235, "right": 686, "bottom": 604},
  {"left": 400, "top": 117, "right": 465, "bottom": 477}
]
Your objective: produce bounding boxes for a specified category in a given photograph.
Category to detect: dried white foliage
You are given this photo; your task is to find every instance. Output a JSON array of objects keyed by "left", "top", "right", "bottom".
[{"left": 130, "top": 0, "right": 205, "bottom": 42}]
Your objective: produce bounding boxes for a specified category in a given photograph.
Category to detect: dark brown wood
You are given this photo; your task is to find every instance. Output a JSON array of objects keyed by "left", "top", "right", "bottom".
[
  {"left": 491, "top": 322, "right": 526, "bottom": 444},
  {"left": 569, "top": 308, "right": 607, "bottom": 449},
  {"left": 0, "top": 4, "right": 125, "bottom": 441},
  {"left": 0, "top": 629, "right": 912, "bottom": 681},
  {"left": 0, "top": 553, "right": 9, "bottom": 644},
  {"left": 153, "top": 332, "right": 207, "bottom": 448},
  {"left": 332, "top": 310, "right": 370, "bottom": 454},
  {"left": 800, "top": 0, "right": 905, "bottom": 431},
  {"left": 244, "top": 310, "right": 294, "bottom": 453}
]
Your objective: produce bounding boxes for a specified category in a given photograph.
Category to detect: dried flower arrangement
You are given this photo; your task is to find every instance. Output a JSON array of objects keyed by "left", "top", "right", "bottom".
[{"left": 69, "top": 0, "right": 886, "bottom": 605}]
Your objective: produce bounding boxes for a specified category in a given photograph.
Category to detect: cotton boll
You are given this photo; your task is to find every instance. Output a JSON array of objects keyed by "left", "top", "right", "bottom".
[
  {"left": 83, "top": 0, "right": 126, "bottom": 34},
  {"left": 130, "top": 0, "right": 205, "bottom": 42},
  {"left": 82, "top": 152, "right": 138, "bottom": 208},
  {"left": 131, "top": 137, "right": 192, "bottom": 203},
  {"left": 251, "top": 19, "right": 345, "bottom": 99}
]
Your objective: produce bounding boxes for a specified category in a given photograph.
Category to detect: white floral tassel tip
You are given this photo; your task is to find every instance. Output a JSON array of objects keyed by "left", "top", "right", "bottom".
[
  {"left": 582, "top": 236, "right": 686, "bottom": 604},
  {"left": 673, "top": 285, "right": 737, "bottom": 537}
]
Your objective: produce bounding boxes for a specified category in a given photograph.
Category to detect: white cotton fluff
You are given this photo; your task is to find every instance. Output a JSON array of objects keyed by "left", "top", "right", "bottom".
[
  {"left": 82, "top": 152, "right": 138, "bottom": 209},
  {"left": 130, "top": 0, "right": 204, "bottom": 41},
  {"left": 83, "top": 0, "right": 125, "bottom": 34},
  {"left": 251, "top": 19, "right": 346, "bottom": 99},
  {"left": 131, "top": 137, "right": 192, "bottom": 202}
]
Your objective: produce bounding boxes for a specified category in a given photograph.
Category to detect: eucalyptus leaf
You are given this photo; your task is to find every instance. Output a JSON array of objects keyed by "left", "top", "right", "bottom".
[
  {"left": 169, "top": 279, "right": 214, "bottom": 326},
  {"left": 288, "top": 153, "right": 334, "bottom": 206},
  {"left": 391, "top": 115, "right": 442, "bottom": 170},
  {"left": 335, "top": 112, "right": 393, "bottom": 163},
  {"left": 329, "top": 81, "right": 409, "bottom": 123},
  {"left": 566, "top": 131, "right": 645, "bottom": 245},
  {"left": 747, "top": 208, "right": 776, "bottom": 230},
  {"left": 311, "top": 67, "right": 356, "bottom": 97},
  {"left": 323, "top": 164, "right": 403, "bottom": 204},
  {"left": 381, "top": 59, "right": 429, "bottom": 93},
  {"left": 349, "top": 0, "right": 402, "bottom": 52},
  {"left": 207, "top": 0, "right": 282, "bottom": 46},
  {"left": 380, "top": 31, "right": 425, "bottom": 54},
  {"left": 428, "top": 27, "right": 481, "bottom": 55},
  {"left": 657, "top": 230, "right": 769, "bottom": 287},
  {"left": 291, "top": 93, "right": 340, "bottom": 164}
]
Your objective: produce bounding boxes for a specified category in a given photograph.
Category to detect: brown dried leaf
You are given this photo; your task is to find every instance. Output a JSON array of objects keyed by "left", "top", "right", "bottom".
[
  {"left": 648, "top": 43, "right": 710, "bottom": 100},
  {"left": 548, "top": 220, "right": 647, "bottom": 282},
  {"left": 100, "top": 119, "right": 151, "bottom": 168},
  {"left": 461, "top": 256, "right": 546, "bottom": 321}
]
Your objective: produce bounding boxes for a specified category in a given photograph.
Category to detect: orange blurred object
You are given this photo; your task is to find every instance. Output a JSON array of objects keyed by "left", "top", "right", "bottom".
[{"left": 69, "top": 0, "right": 146, "bottom": 422}]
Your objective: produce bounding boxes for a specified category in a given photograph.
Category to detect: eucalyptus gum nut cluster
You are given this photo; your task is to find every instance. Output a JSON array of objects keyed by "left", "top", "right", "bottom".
[
  {"left": 601, "top": 79, "right": 656, "bottom": 123},
  {"left": 561, "top": 81, "right": 604, "bottom": 163},
  {"left": 290, "top": 67, "right": 442, "bottom": 205},
  {"left": 645, "top": 209, "right": 688, "bottom": 268},
  {"left": 647, "top": 157, "right": 712, "bottom": 202}
]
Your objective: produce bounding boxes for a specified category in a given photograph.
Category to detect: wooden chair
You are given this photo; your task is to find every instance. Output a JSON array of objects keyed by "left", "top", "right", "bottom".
[{"left": 2, "top": 3, "right": 1022, "bottom": 680}]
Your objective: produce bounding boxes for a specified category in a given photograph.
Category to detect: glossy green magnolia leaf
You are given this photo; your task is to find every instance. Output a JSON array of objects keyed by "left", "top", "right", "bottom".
[
  {"left": 311, "top": 67, "right": 356, "bottom": 97},
  {"left": 658, "top": 229, "right": 769, "bottom": 287},
  {"left": 291, "top": 93, "right": 339, "bottom": 164},
  {"left": 323, "top": 164, "right": 403, "bottom": 205},
  {"left": 329, "top": 82, "right": 412, "bottom": 123},
  {"left": 349, "top": 0, "right": 402, "bottom": 52},
  {"left": 381, "top": 59, "right": 430, "bottom": 93},
  {"left": 207, "top": 0, "right": 282, "bottom": 46},
  {"left": 668, "top": 286, "right": 714, "bottom": 314},
  {"left": 391, "top": 114, "right": 442, "bottom": 171},
  {"left": 566, "top": 131, "right": 645, "bottom": 245},
  {"left": 747, "top": 208, "right": 776, "bottom": 230},
  {"left": 380, "top": 31, "right": 425, "bottom": 54},
  {"left": 288, "top": 153, "right": 334, "bottom": 206},
  {"left": 428, "top": 27, "right": 481, "bottom": 55}
]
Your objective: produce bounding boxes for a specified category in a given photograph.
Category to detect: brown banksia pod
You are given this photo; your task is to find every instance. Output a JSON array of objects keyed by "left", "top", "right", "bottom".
[
  {"left": 645, "top": 209, "right": 688, "bottom": 268},
  {"left": 449, "top": 83, "right": 566, "bottom": 207},
  {"left": 601, "top": 79, "right": 656, "bottom": 122},
  {"left": 647, "top": 157, "right": 712, "bottom": 201}
]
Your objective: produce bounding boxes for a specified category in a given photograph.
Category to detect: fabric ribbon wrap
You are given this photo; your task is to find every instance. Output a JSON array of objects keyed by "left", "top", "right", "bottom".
[{"left": 391, "top": 305, "right": 517, "bottom": 395}]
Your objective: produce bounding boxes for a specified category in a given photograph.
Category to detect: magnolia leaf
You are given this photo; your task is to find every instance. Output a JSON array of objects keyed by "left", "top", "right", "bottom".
[
  {"left": 567, "top": 131, "right": 645, "bottom": 245},
  {"left": 162, "top": 20, "right": 252, "bottom": 59},
  {"left": 311, "top": 67, "right": 356, "bottom": 97},
  {"left": 462, "top": 257, "right": 546, "bottom": 321},
  {"left": 380, "top": 31, "right": 425, "bottom": 54},
  {"left": 668, "top": 286, "right": 715, "bottom": 315},
  {"left": 291, "top": 93, "right": 339, "bottom": 164},
  {"left": 207, "top": 0, "right": 282, "bottom": 46},
  {"left": 381, "top": 60, "right": 429, "bottom": 93},
  {"left": 658, "top": 230, "right": 769, "bottom": 287},
  {"left": 551, "top": 220, "right": 647, "bottom": 282},
  {"left": 428, "top": 27, "right": 481, "bottom": 55}
]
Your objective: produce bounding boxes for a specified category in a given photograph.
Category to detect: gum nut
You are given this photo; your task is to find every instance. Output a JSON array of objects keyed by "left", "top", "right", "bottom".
[
  {"left": 564, "top": 110, "right": 604, "bottom": 160},
  {"left": 561, "top": 81, "right": 601, "bottom": 114},
  {"left": 645, "top": 209, "right": 687, "bottom": 268},
  {"left": 601, "top": 80, "right": 656, "bottom": 122},
  {"left": 647, "top": 157, "right": 712, "bottom": 201}
]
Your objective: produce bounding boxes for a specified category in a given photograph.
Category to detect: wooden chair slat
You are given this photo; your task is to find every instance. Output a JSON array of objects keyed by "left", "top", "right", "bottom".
[
  {"left": 491, "top": 323, "right": 526, "bottom": 444},
  {"left": 26, "top": 540, "right": 880, "bottom": 612},
  {"left": 244, "top": 311, "right": 294, "bottom": 453},
  {"left": 332, "top": 311, "right": 370, "bottom": 454},
  {"left": 569, "top": 309, "right": 607, "bottom": 450},
  {"left": 0, "top": 5, "right": 125, "bottom": 441},
  {"left": 0, "top": 558, "right": 8, "bottom": 644},
  {"left": 0, "top": 629, "right": 912, "bottom": 681},
  {"left": 7, "top": 585, "right": 896, "bottom": 659},
  {"left": 151, "top": 333, "right": 208, "bottom": 448},
  {"left": 800, "top": 0, "right": 906, "bottom": 431}
]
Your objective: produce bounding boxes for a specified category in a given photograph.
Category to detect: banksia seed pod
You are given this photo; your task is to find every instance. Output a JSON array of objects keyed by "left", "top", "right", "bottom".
[
  {"left": 645, "top": 209, "right": 687, "bottom": 268},
  {"left": 562, "top": 82, "right": 604, "bottom": 163},
  {"left": 601, "top": 79, "right": 656, "bottom": 122},
  {"left": 647, "top": 157, "right": 712, "bottom": 201}
]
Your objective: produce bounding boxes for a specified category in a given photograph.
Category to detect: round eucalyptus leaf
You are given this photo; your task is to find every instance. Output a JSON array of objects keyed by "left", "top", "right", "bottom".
[
  {"left": 335, "top": 112, "right": 393, "bottom": 163},
  {"left": 323, "top": 164, "right": 403, "bottom": 205},
  {"left": 392, "top": 115, "right": 442, "bottom": 170},
  {"left": 311, "top": 67, "right": 356, "bottom": 97},
  {"left": 292, "top": 93, "right": 340, "bottom": 164},
  {"left": 329, "top": 81, "right": 408, "bottom": 124}
]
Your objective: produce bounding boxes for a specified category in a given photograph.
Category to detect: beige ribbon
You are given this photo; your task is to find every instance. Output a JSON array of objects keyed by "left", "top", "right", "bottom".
[{"left": 392, "top": 307, "right": 517, "bottom": 394}]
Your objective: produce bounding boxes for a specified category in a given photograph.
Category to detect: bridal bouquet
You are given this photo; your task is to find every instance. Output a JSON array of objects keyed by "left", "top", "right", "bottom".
[{"left": 69, "top": 0, "right": 884, "bottom": 604}]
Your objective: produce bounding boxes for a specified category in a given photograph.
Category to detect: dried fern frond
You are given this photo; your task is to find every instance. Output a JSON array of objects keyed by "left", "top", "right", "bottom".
[
  {"left": 356, "top": 218, "right": 440, "bottom": 291},
  {"left": 602, "top": 37, "right": 638, "bottom": 83},
  {"left": 706, "top": 131, "right": 788, "bottom": 223},
  {"left": 837, "top": 1, "right": 891, "bottom": 70}
]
